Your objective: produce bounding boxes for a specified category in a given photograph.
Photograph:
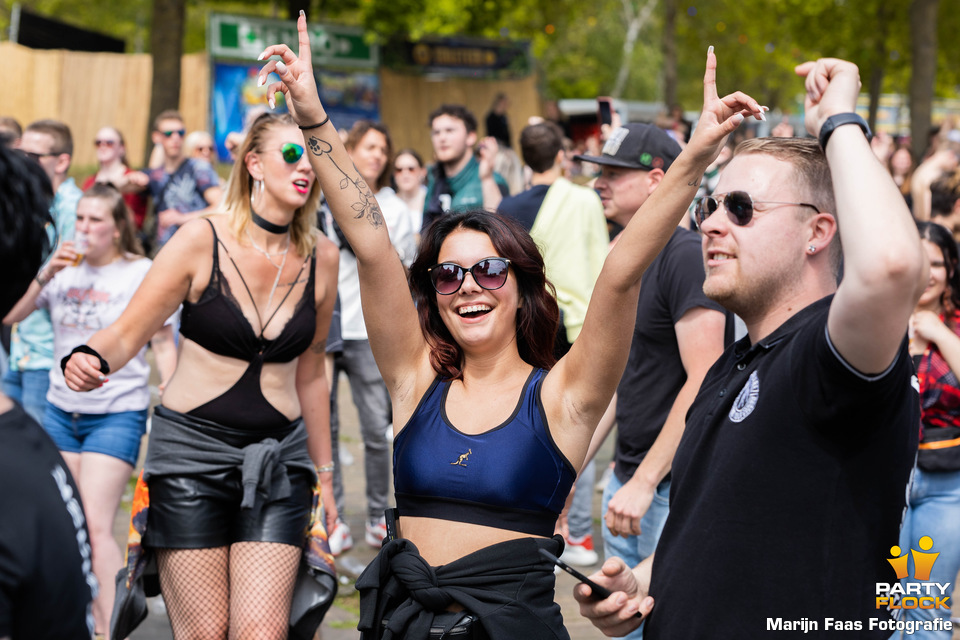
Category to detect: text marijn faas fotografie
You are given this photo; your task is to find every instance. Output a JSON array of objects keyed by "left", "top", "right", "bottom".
[{"left": 766, "top": 617, "right": 953, "bottom": 634}]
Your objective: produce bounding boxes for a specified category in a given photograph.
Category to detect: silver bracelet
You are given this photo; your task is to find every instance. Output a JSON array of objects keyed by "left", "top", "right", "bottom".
[{"left": 316, "top": 462, "right": 335, "bottom": 473}]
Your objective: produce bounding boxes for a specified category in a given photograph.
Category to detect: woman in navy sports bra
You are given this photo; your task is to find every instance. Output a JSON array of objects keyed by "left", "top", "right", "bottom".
[
  {"left": 63, "top": 113, "right": 340, "bottom": 638},
  {"left": 258, "top": 17, "right": 763, "bottom": 639}
]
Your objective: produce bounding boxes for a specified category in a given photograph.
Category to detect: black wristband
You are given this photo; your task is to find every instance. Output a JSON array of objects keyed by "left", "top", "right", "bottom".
[
  {"left": 818, "top": 112, "right": 872, "bottom": 152},
  {"left": 60, "top": 345, "right": 111, "bottom": 376},
  {"left": 298, "top": 115, "right": 330, "bottom": 130}
]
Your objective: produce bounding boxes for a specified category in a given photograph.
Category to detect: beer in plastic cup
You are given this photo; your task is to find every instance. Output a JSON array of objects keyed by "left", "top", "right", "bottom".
[{"left": 72, "top": 232, "right": 89, "bottom": 266}]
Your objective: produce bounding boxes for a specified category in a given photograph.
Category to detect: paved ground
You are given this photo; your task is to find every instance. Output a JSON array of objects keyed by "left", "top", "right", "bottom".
[{"left": 124, "top": 374, "right": 612, "bottom": 640}]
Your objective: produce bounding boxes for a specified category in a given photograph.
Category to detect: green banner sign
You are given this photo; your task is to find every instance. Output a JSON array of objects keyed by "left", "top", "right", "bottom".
[{"left": 209, "top": 13, "right": 378, "bottom": 68}]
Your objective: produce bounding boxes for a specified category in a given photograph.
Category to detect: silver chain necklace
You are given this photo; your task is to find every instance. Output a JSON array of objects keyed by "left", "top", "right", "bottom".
[{"left": 246, "top": 228, "right": 290, "bottom": 319}]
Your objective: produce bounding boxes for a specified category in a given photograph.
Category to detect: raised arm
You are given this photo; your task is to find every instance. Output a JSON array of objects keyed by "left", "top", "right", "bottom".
[
  {"left": 546, "top": 49, "right": 763, "bottom": 442},
  {"left": 258, "top": 14, "right": 426, "bottom": 389},
  {"left": 795, "top": 59, "right": 927, "bottom": 374}
]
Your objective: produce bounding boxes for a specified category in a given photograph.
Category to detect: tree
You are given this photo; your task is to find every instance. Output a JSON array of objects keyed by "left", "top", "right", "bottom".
[
  {"left": 147, "top": 0, "right": 186, "bottom": 163},
  {"left": 909, "top": 0, "right": 939, "bottom": 162}
]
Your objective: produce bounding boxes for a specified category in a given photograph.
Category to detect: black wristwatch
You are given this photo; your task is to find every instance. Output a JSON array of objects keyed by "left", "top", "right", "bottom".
[{"left": 818, "top": 112, "right": 872, "bottom": 151}]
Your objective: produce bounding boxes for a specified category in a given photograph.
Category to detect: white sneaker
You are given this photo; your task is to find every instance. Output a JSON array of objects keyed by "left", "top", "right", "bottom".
[
  {"left": 365, "top": 517, "right": 388, "bottom": 547},
  {"left": 561, "top": 534, "right": 599, "bottom": 567},
  {"left": 328, "top": 518, "right": 353, "bottom": 556}
]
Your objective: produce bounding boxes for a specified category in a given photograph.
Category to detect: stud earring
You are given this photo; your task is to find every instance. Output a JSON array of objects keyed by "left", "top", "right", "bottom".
[{"left": 808, "top": 245, "right": 816, "bottom": 254}]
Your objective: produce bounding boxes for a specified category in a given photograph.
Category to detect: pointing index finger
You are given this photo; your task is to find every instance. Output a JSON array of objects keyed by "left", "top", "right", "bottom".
[
  {"left": 297, "top": 10, "right": 312, "bottom": 63},
  {"left": 703, "top": 45, "right": 717, "bottom": 105}
]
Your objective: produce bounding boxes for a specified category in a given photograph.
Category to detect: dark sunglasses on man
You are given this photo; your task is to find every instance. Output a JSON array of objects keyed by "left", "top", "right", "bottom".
[
  {"left": 694, "top": 190, "right": 820, "bottom": 229},
  {"left": 160, "top": 129, "right": 187, "bottom": 138}
]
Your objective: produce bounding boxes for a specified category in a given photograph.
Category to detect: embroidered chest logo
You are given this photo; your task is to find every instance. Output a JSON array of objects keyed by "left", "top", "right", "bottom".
[
  {"left": 450, "top": 449, "right": 472, "bottom": 467},
  {"left": 729, "top": 370, "right": 760, "bottom": 423}
]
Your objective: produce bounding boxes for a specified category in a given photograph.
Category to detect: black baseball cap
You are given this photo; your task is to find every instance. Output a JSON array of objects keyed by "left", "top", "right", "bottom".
[{"left": 574, "top": 123, "right": 682, "bottom": 172}]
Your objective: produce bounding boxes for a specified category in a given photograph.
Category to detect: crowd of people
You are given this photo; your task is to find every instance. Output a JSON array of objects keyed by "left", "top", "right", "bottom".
[{"left": 1, "top": 15, "right": 960, "bottom": 640}]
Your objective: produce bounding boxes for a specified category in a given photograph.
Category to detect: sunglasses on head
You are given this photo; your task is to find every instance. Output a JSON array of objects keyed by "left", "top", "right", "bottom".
[
  {"left": 280, "top": 143, "right": 305, "bottom": 164},
  {"left": 160, "top": 129, "right": 186, "bottom": 138},
  {"left": 428, "top": 257, "right": 512, "bottom": 295},
  {"left": 694, "top": 191, "right": 821, "bottom": 229},
  {"left": 94, "top": 139, "right": 118, "bottom": 148}
]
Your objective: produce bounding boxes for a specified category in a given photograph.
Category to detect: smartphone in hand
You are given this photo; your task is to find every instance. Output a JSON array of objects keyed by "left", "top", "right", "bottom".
[
  {"left": 539, "top": 549, "right": 612, "bottom": 600},
  {"left": 597, "top": 97, "right": 614, "bottom": 127}
]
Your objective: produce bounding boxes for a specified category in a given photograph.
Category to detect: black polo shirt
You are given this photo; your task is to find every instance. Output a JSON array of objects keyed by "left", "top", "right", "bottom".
[{"left": 645, "top": 296, "right": 919, "bottom": 639}]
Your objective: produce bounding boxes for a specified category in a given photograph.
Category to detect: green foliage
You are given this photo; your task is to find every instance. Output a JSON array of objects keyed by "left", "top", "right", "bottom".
[{"left": 3, "top": 0, "right": 956, "bottom": 103}]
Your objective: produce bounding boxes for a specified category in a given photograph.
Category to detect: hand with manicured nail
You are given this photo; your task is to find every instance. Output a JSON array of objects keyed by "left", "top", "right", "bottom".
[
  {"left": 684, "top": 46, "right": 766, "bottom": 166},
  {"left": 256, "top": 11, "right": 327, "bottom": 127}
]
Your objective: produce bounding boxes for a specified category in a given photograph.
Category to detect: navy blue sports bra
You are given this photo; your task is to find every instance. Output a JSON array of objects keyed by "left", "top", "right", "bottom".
[
  {"left": 177, "top": 219, "right": 316, "bottom": 430},
  {"left": 393, "top": 368, "right": 577, "bottom": 537}
]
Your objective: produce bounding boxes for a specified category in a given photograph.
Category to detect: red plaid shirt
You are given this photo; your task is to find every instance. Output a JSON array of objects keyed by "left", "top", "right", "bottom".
[{"left": 916, "top": 311, "right": 960, "bottom": 440}]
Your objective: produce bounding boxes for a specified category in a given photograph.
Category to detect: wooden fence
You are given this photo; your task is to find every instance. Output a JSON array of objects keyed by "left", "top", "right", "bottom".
[{"left": 1, "top": 41, "right": 541, "bottom": 172}]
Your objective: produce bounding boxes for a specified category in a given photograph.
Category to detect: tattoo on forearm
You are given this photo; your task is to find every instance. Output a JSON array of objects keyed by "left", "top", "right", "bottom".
[
  {"left": 307, "top": 135, "right": 384, "bottom": 229},
  {"left": 688, "top": 178, "right": 701, "bottom": 187},
  {"left": 310, "top": 339, "right": 327, "bottom": 354}
]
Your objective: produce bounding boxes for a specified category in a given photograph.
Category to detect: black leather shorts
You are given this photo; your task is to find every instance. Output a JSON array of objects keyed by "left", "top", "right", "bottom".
[{"left": 144, "top": 467, "right": 312, "bottom": 549}]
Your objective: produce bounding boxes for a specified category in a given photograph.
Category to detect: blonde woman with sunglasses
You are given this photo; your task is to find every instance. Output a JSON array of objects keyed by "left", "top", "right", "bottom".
[{"left": 63, "top": 112, "right": 340, "bottom": 639}]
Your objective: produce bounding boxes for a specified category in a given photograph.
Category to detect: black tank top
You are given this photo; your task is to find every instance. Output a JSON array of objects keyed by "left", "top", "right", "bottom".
[{"left": 178, "top": 219, "right": 317, "bottom": 429}]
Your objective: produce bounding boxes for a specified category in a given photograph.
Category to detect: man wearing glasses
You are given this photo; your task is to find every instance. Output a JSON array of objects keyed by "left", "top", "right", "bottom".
[
  {"left": 130, "top": 110, "right": 222, "bottom": 249},
  {"left": 576, "top": 58, "right": 925, "bottom": 639},
  {"left": 3, "top": 120, "right": 79, "bottom": 424}
]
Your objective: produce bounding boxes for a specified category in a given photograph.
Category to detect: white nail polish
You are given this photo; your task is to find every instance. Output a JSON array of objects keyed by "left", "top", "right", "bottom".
[
  {"left": 269, "top": 96, "right": 276, "bottom": 109},
  {"left": 257, "top": 76, "right": 264, "bottom": 87},
  {"left": 276, "top": 61, "right": 287, "bottom": 74},
  {"left": 258, "top": 52, "right": 266, "bottom": 61},
  {"left": 758, "top": 110, "right": 767, "bottom": 122},
  {"left": 300, "top": 9, "right": 305, "bottom": 16},
  {"left": 708, "top": 45, "right": 714, "bottom": 54}
]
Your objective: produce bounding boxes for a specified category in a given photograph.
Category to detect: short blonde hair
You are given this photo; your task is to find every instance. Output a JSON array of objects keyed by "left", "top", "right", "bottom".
[{"left": 735, "top": 137, "right": 841, "bottom": 275}]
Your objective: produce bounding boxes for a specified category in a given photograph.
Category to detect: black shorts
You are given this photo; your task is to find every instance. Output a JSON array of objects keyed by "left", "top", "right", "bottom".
[
  {"left": 144, "top": 467, "right": 312, "bottom": 549},
  {"left": 143, "top": 407, "right": 312, "bottom": 549}
]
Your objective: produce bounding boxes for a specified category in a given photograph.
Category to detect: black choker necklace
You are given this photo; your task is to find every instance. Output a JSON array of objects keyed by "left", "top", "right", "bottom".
[{"left": 250, "top": 208, "right": 290, "bottom": 234}]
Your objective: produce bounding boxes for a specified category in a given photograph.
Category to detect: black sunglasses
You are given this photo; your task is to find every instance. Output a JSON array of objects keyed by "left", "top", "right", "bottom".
[
  {"left": 20, "top": 150, "right": 57, "bottom": 162},
  {"left": 694, "top": 191, "right": 820, "bottom": 228},
  {"left": 280, "top": 142, "right": 305, "bottom": 164},
  {"left": 160, "top": 129, "right": 186, "bottom": 138},
  {"left": 94, "top": 139, "right": 118, "bottom": 148},
  {"left": 428, "top": 257, "right": 512, "bottom": 295}
]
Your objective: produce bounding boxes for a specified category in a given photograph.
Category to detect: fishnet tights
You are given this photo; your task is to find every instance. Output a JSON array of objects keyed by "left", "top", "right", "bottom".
[{"left": 156, "top": 542, "right": 301, "bottom": 640}]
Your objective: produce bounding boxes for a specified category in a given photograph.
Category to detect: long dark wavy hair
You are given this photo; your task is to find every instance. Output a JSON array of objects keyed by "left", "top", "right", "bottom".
[
  {"left": 409, "top": 209, "right": 559, "bottom": 380},
  {"left": 918, "top": 220, "right": 960, "bottom": 326}
]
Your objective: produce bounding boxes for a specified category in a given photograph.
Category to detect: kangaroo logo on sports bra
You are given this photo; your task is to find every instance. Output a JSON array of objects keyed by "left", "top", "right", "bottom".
[{"left": 451, "top": 449, "right": 472, "bottom": 467}]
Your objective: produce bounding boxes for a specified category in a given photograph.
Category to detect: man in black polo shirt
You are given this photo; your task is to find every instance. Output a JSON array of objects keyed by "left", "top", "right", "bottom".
[
  {"left": 576, "top": 57, "right": 925, "bottom": 639},
  {"left": 0, "top": 146, "right": 97, "bottom": 639}
]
